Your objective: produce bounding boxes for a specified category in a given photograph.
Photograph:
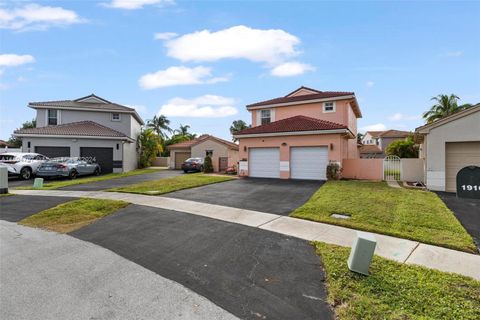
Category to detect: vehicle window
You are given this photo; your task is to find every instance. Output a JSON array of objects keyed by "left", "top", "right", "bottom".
[
  {"left": 0, "top": 155, "right": 15, "bottom": 161},
  {"left": 23, "top": 155, "right": 35, "bottom": 160}
]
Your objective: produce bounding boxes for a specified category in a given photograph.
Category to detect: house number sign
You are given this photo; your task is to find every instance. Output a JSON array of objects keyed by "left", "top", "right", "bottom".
[{"left": 456, "top": 166, "right": 480, "bottom": 199}]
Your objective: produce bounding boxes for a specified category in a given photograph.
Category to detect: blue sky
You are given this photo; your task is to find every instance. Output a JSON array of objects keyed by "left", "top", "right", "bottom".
[{"left": 1, "top": 0, "right": 479, "bottom": 141}]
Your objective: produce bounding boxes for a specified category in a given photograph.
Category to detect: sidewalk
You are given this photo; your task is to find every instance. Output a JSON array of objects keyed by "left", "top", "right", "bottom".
[{"left": 11, "top": 189, "right": 480, "bottom": 280}]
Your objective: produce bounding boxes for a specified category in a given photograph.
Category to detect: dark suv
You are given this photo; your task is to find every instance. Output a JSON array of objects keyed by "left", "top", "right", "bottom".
[{"left": 181, "top": 157, "right": 204, "bottom": 173}]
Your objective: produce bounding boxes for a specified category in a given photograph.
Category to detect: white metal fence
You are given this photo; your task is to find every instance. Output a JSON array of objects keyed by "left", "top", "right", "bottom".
[{"left": 383, "top": 155, "right": 401, "bottom": 181}]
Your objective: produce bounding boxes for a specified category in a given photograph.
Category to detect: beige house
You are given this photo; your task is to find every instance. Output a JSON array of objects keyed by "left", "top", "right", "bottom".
[
  {"left": 415, "top": 105, "right": 480, "bottom": 192},
  {"left": 168, "top": 135, "right": 239, "bottom": 172},
  {"left": 360, "top": 129, "right": 412, "bottom": 158}
]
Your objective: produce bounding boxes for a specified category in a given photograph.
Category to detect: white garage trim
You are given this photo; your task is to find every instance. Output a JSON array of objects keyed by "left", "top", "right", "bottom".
[
  {"left": 290, "top": 146, "right": 328, "bottom": 180},
  {"left": 249, "top": 148, "right": 280, "bottom": 178}
]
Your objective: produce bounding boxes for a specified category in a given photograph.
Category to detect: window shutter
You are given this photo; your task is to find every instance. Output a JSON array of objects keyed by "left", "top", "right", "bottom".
[
  {"left": 270, "top": 109, "right": 275, "bottom": 122},
  {"left": 256, "top": 110, "right": 261, "bottom": 126}
]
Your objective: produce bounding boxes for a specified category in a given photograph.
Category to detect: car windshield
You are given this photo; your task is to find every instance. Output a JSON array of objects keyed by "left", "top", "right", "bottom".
[{"left": 186, "top": 158, "right": 202, "bottom": 162}]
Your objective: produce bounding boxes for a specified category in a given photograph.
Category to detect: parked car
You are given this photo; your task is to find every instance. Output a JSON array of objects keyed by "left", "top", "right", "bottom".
[
  {"left": 181, "top": 157, "right": 204, "bottom": 173},
  {"left": 0, "top": 152, "right": 49, "bottom": 180},
  {"left": 36, "top": 157, "right": 101, "bottom": 179}
]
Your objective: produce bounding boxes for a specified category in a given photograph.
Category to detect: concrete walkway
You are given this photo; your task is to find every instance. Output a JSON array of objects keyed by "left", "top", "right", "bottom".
[
  {"left": 12, "top": 189, "right": 480, "bottom": 280},
  {"left": 0, "top": 220, "right": 237, "bottom": 320}
]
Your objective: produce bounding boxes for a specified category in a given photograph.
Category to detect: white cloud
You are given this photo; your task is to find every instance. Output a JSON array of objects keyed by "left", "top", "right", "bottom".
[
  {"left": 105, "top": 0, "right": 173, "bottom": 10},
  {"left": 139, "top": 66, "right": 228, "bottom": 89},
  {"left": 127, "top": 104, "right": 148, "bottom": 114},
  {"left": 388, "top": 113, "right": 421, "bottom": 121},
  {"left": 270, "top": 62, "right": 315, "bottom": 77},
  {"left": 446, "top": 51, "right": 463, "bottom": 57},
  {"left": 359, "top": 123, "right": 387, "bottom": 132},
  {"left": 0, "top": 54, "right": 35, "bottom": 67},
  {"left": 165, "top": 25, "right": 301, "bottom": 66},
  {"left": 366, "top": 81, "right": 374, "bottom": 87},
  {"left": 0, "top": 4, "right": 84, "bottom": 31},
  {"left": 158, "top": 95, "right": 238, "bottom": 118},
  {"left": 154, "top": 32, "right": 177, "bottom": 40}
]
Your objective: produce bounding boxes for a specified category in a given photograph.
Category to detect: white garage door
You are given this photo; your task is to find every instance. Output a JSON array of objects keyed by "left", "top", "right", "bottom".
[
  {"left": 445, "top": 142, "right": 480, "bottom": 192},
  {"left": 291, "top": 147, "right": 328, "bottom": 180},
  {"left": 249, "top": 148, "right": 280, "bottom": 178}
]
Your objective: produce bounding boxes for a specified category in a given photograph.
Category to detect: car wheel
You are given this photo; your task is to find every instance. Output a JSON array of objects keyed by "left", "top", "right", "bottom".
[
  {"left": 183, "top": 170, "right": 188, "bottom": 173},
  {"left": 94, "top": 168, "right": 100, "bottom": 176},
  {"left": 69, "top": 170, "right": 78, "bottom": 180},
  {"left": 20, "top": 167, "right": 32, "bottom": 180}
]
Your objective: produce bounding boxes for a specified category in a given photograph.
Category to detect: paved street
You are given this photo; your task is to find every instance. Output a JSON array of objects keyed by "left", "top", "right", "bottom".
[{"left": 0, "top": 195, "right": 75, "bottom": 222}]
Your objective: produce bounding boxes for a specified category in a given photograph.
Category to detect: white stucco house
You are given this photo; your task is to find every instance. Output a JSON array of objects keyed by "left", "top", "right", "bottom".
[
  {"left": 415, "top": 104, "right": 480, "bottom": 192},
  {"left": 14, "top": 94, "right": 144, "bottom": 173}
]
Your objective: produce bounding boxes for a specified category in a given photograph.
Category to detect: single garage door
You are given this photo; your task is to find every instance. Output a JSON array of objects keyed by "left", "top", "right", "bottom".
[
  {"left": 34, "top": 146, "right": 70, "bottom": 158},
  {"left": 445, "top": 142, "right": 480, "bottom": 192},
  {"left": 80, "top": 147, "right": 114, "bottom": 174},
  {"left": 175, "top": 152, "right": 191, "bottom": 169},
  {"left": 249, "top": 148, "right": 280, "bottom": 178},
  {"left": 291, "top": 147, "right": 328, "bottom": 180}
]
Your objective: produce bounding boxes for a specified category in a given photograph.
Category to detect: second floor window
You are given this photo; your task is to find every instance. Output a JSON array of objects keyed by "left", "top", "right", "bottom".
[
  {"left": 323, "top": 102, "right": 336, "bottom": 113},
  {"left": 261, "top": 109, "right": 271, "bottom": 125},
  {"left": 111, "top": 113, "right": 121, "bottom": 121},
  {"left": 48, "top": 109, "right": 58, "bottom": 125}
]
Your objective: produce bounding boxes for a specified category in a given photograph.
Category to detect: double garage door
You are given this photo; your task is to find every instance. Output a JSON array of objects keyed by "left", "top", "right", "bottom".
[
  {"left": 445, "top": 142, "right": 480, "bottom": 192},
  {"left": 249, "top": 147, "right": 328, "bottom": 180}
]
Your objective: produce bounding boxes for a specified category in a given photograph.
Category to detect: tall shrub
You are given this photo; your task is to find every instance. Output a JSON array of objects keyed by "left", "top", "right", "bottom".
[
  {"left": 386, "top": 137, "right": 419, "bottom": 158},
  {"left": 137, "top": 128, "right": 163, "bottom": 168},
  {"left": 203, "top": 156, "right": 213, "bottom": 173}
]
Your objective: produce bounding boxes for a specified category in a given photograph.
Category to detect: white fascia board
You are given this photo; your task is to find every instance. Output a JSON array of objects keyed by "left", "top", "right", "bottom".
[
  {"left": 14, "top": 134, "right": 134, "bottom": 142},
  {"left": 246, "top": 95, "right": 355, "bottom": 110},
  {"left": 234, "top": 129, "right": 351, "bottom": 139}
]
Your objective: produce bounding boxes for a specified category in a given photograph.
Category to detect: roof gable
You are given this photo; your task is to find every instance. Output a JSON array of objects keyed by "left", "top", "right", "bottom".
[
  {"left": 168, "top": 134, "right": 239, "bottom": 150},
  {"left": 416, "top": 104, "right": 480, "bottom": 134},
  {"left": 74, "top": 94, "right": 111, "bottom": 104},
  {"left": 285, "top": 86, "right": 322, "bottom": 97}
]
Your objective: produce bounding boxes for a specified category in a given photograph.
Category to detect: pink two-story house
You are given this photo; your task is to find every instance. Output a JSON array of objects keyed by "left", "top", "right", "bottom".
[{"left": 234, "top": 86, "right": 362, "bottom": 180}]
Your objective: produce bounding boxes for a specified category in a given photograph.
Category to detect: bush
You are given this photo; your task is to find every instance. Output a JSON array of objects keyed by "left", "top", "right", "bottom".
[
  {"left": 386, "top": 137, "right": 419, "bottom": 158},
  {"left": 203, "top": 156, "right": 214, "bottom": 173},
  {"left": 326, "top": 162, "right": 342, "bottom": 180},
  {"left": 137, "top": 129, "right": 163, "bottom": 168}
]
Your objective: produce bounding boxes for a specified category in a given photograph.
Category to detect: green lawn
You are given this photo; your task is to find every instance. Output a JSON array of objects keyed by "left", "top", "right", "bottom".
[
  {"left": 315, "top": 242, "right": 480, "bottom": 320},
  {"left": 20, "top": 198, "right": 128, "bottom": 233},
  {"left": 108, "top": 173, "right": 235, "bottom": 195},
  {"left": 15, "top": 168, "right": 163, "bottom": 190},
  {"left": 0, "top": 193, "right": 14, "bottom": 197},
  {"left": 291, "top": 181, "right": 476, "bottom": 253}
]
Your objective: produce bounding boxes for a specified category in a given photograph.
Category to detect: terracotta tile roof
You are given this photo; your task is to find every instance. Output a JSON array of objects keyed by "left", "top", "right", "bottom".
[
  {"left": 247, "top": 91, "right": 355, "bottom": 108},
  {"left": 168, "top": 134, "right": 239, "bottom": 150},
  {"left": 14, "top": 121, "right": 130, "bottom": 139},
  {"left": 378, "top": 130, "right": 412, "bottom": 138},
  {"left": 359, "top": 145, "right": 383, "bottom": 154},
  {"left": 234, "top": 115, "right": 348, "bottom": 136},
  {"left": 365, "top": 131, "right": 384, "bottom": 138},
  {"left": 0, "top": 139, "right": 13, "bottom": 147}
]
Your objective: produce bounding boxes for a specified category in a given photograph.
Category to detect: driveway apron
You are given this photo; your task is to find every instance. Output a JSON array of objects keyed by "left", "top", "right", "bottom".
[
  {"left": 0, "top": 195, "right": 76, "bottom": 222},
  {"left": 164, "top": 177, "right": 325, "bottom": 215},
  {"left": 70, "top": 204, "right": 333, "bottom": 320}
]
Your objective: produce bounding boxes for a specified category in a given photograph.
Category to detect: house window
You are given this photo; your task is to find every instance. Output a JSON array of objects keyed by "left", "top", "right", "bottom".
[
  {"left": 111, "top": 113, "right": 121, "bottom": 121},
  {"left": 206, "top": 150, "right": 213, "bottom": 157},
  {"left": 261, "top": 109, "right": 271, "bottom": 125},
  {"left": 48, "top": 109, "right": 58, "bottom": 125},
  {"left": 323, "top": 102, "right": 336, "bottom": 113}
]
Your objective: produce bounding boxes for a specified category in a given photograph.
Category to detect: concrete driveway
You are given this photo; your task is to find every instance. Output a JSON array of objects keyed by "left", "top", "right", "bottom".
[
  {"left": 60, "top": 169, "right": 182, "bottom": 191},
  {"left": 71, "top": 204, "right": 333, "bottom": 320},
  {"left": 0, "top": 220, "right": 237, "bottom": 320},
  {"left": 436, "top": 192, "right": 480, "bottom": 251},
  {"left": 0, "top": 195, "right": 75, "bottom": 222},
  {"left": 164, "top": 177, "right": 324, "bottom": 215}
]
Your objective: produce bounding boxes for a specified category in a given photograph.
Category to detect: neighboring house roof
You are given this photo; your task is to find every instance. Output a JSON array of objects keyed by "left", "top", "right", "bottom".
[
  {"left": 246, "top": 86, "right": 362, "bottom": 118},
  {"left": 0, "top": 139, "right": 12, "bottom": 147},
  {"left": 359, "top": 145, "right": 383, "bottom": 154},
  {"left": 234, "top": 115, "right": 351, "bottom": 137},
  {"left": 28, "top": 94, "right": 144, "bottom": 125},
  {"left": 415, "top": 104, "right": 480, "bottom": 134},
  {"left": 14, "top": 121, "right": 133, "bottom": 141},
  {"left": 378, "top": 130, "right": 412, "bottom": 138},
  {"left": 168, "top": 134, "right": 239, "bottom": 150},
  {"left": 364, "top": 131, "right": 384, "bottom": 138}
]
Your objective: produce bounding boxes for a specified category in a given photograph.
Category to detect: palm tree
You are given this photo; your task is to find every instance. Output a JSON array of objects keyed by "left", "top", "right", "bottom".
[
  {"left": 146, "top": 115, "right": 172, "bottom": 139},
  {"left": 174, "top": 124, "right": 196, "bottom": 139},
  {"left": 423, "top": 94, "right": 472, "bottom": 123}
]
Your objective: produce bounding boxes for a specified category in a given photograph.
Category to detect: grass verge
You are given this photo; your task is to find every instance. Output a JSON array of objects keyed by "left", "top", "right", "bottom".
[
  {"left": 15, "top": 168, "right": 163, "bottom": 190},
  {"left": 315, "top": 242, "right": 480, "bottom": 320},
  {"left": 109, "top": 173, "right": 235, "bottom": 195},
  {"left": 20, "top": 198, "right": 128, "bottom": 233},
  {"left": 291, "top": 180, "right": 476, "bottom": 253},
  {"left": 0, "top": 193, "right": 14, "bottom": 197}
]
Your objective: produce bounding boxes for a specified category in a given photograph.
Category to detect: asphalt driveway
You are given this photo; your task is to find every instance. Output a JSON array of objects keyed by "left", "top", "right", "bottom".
[
  {"left": 436, "top": 192, "right": 480, "bottom": 251},
  {"left": 60, "top": 169, "right": 182, "bottom": 191},
  {"left": 164, "top": 177, "right": 324, "bottom": 215},
  {"left": 0, "top": 195, "right": 75, "bottom": 222},
  {"left": 71, "top": 204, "right": 333, "bottom": 320}
]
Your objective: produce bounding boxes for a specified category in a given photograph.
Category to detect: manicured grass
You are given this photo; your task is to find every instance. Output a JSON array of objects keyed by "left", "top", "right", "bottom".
[
  {"left": 291, "top": 181, "right": 476, "bottom": 253},
  {"left": 0, "top": 193, "right": 14, "bottom": 197},
  {"left": 20, "top": 198, "right": 128, "bottom": 233},
  {"left": 15, "top": 168, "right": 163, "bottom": 190},
  {"left": 109, "top": 173, "right": 235, "bottom": 195},
  {"left": 315, "top": 242, "right": 480, "bottom": 320}
]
